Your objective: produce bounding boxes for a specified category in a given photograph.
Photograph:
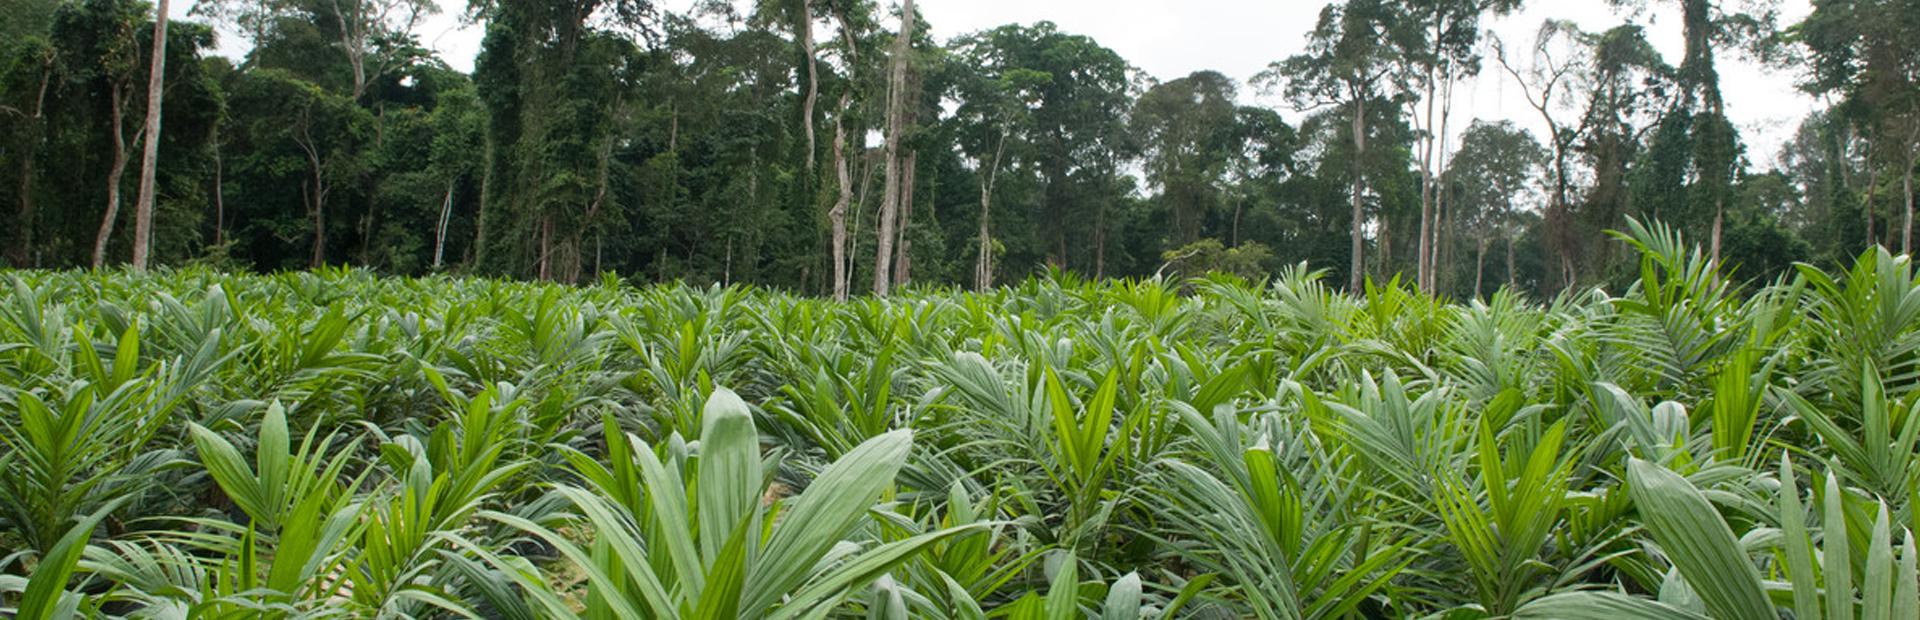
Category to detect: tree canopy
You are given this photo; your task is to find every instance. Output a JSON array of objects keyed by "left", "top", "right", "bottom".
[{"left": 0, "top": 0, "right": 1900, "bottom": 299}]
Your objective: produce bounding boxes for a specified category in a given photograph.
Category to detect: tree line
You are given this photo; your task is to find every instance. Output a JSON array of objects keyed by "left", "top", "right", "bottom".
[{"left": 2, "top": 0, "right": 1916, "bottom": 298}]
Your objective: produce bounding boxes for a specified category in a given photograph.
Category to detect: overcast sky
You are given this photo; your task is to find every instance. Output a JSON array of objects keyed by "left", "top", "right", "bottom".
[{"left": 179, "top": 0, "right": 1819, "bottom": 168}]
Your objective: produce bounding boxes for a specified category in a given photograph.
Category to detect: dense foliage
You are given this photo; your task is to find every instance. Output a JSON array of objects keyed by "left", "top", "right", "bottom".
[
  {"left": 3, "top": 0, "right": 1915, "bottom": 298},
  {"left": 3, "top": 222, "right": 1920, "bottom": 617}
]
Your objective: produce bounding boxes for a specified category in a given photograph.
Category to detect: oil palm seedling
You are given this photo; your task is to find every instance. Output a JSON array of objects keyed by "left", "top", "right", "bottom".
[
  {"left": 472, "top": 388, "right": 980, "bottom": 618},
  {"left": 1517, "top": 455, "right": 1920, "bottom": 619},
  {"left": 4, "top": 225, "right": 1920, "bottom": 617}
]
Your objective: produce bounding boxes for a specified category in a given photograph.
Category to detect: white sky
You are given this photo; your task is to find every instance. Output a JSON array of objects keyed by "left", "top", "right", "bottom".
[{"left": 178, "top": 0, "right": 1819, "bottom": 169}]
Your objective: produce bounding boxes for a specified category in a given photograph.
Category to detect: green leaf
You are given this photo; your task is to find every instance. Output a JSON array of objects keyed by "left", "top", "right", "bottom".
[
  {"left": 1044, "top": 553, "right": 1079, "bottom": 620},
  {"left": 692, "top": 513, "right": 754, "bottom": 620},
  {"left": 1825, "top": 473, "right": 1854, "bottom": 620},
  {"left": 1514, "top": 591, "right": 1713, "bottom": 620},
  {"left": 109, "top": 321, "right": 140, "bottom": 389},
  {"left": 257, "top": 402, "right": 291, "bottom": 522},
  {"left": 1895, "top": 530, "right": 1918, "bottom": 620},
  {"left": 744, "top": 429, "right": 914, "bottom": 617},
  {"left": 554, "top": 489, "right": 679, "bottom": 617},
  {"left": 697, "top": 387, "right": 761, "bottom": 568},
  {"left": 1101, "top": 572, "right": 1142, "bottom": 620},
  {"left": 1159, "top": 574, "right": 1214, "bottom": 618},
  {"left": 1044, "top": 368, "right": 1087, "bottom": 477},
  {"left": 19, "top": 498, "right": 126, "bottom": 620},
  {"left": 632, "top": 434, "right": 704, "bottom": 600},
  {"left": 1623, "top": 458, "right": 1773, "bottom": 620},
  {"left": 1863, "top": 502, "right": 1893, "bottom": 620},
  {"left": 765, "top": 524, "right": 987, "bottom": 620},
  {"left": 943, "top": 572, "right": 988, "bottom": 620},
  {"left": 480, "top": 507, "right": 659, "bottom": 620},
  {"left": 190, "top": 421, "right": 270, "bottom": 529},
  {"left": 1779, "top": 455, "right": 1820, "bottom": 620}
]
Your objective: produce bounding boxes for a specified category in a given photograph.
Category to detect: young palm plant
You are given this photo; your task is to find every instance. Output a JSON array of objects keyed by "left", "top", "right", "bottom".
[
  {"left": 469, "top": 387, "right": 979, "bottom": 618},
  {"left": 1518, "top": 455, "right": 1919, "bottom": 619},
  {"left": 1147, "top": 400, "right": 1407, "bottom": 619}
]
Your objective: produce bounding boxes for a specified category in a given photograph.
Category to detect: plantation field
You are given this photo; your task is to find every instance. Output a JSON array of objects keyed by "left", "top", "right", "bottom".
[{"left": 5, "top": 224, "right": 1920, "bottom": 618}]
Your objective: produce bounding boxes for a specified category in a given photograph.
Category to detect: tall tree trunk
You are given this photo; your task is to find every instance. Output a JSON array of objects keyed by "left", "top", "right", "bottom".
[
  {"left": 975, "top": 131, "right": 1005, "bottom": 291},
  {"left": 1548, "top": 176, "right": 1575, "bottom": 289},
  {"left": 1231, "top": 200, "right": 1243, "bottom": 247},
  {"left": 94, "top": 82, "right": 134, "bottom": 269},
  {"left": 1436, "top": 173, "right": 1449, "bottom": 293},
  {"left": 975, "top": 196, "right": 992, "bottom": 288},
  {"left": 1506, "top": 234, "right": 1517, "bottom": 292},
  {"left": 212, "top": 135, "right": 224, "bottom": 246},
  {"left": 871, "top": 0, "right": 915, "bottom": 296},
  {"left": 307, "top": 174, "right": 327, "bottom": 267},
  {"left": 358, "top": 198, "right": 375, "bottom": 264},
  {"left": 574, "top": 123, "right": 615, "bottom": 281},
  {"left": 1473, "top": 236, "right": 1487, "bottom": 300},
  {"left": 433, "top": 179, "right": 455, "bottom": 269},
  {"left": 1095, "top": 202, "right": 1107, "bottom": 278},
  {"left": 1905, "top": 145, "right": 1917, "bottom": 255},
  {"left": 1055, "top": 223, "right": 1067, "bottom": 271},
  {"left": 1888, "top": 200, "right": 1900, "bottom": 249},
  {"left": 827, "top": 8, "right": 860, "bottom": 298},
  {"left": 1348, "top": 93, "right": 1367, "bottom": 292},
  {"left": 11, "top": 57, "right": 50, "bottom": 267},
  {"left": 308, "top": 180, "right": 325, "bottom": 267},
  {"left": 328, "top": 0, "right": 371, "bottom": 100},
  {"left": 1379, "top": 211, "right": 1392, "bottom": 276},
  {"left": 1867, "top": 166, "right": 1879, "bottom": 249},
  {"left": 347, "top": 43, "right": 366, "bottom": 101},
  {"left": 798, "top": 0, "right": 818, "bottom": 172},
  {"left": 131, "top": 0, "right": 170, "bottom": 271},
  {"left": 1415, "top": 63, "right": 1436, "bottom": 290},
  {"left": 13, "top": 146, "right": 33, "bottom": 267},
  {"left": 830, "top": 94, "right": 852, "bottom": 300},
  {"left": 1705, "top": 84, "right": 1729, "bottom": 267},
  {"left": 1429, "top": 74, "right": 1454, "bottom": 291},
  {"left": 298, "top": 118, "right": 329, "bottom": 268},
  {"left": 1545, "top": 127, "right": 1576, "bottom": 288},
  {"left": 1500, "top": 38, "right": 1577, "bottom": 291},
  {"left": 852, "top": 139, "right": 876, "bottom": 286},
  {"left": 468, "top": 144, "right": 487, "bottom": 268},
  {"left": 537, "top": 215, "right": 551, "bottom": 280},
  {"left": 892, "top": 149, "right": 917, "bottom": 287},
  {"left": 1710, "top": 197, "right": 1724, "bottom": 266},
  {"left": 1561, "top": 243, "right": 1574, "bottom": 289},
  {"left": 1417, "top": 176, "right": 1432, "bottom": 287}
]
